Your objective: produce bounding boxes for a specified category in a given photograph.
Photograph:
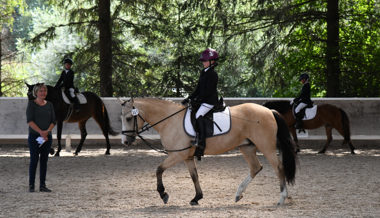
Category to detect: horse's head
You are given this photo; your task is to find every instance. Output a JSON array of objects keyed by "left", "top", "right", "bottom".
[
  {"left": 25, "top": 82, "right": 43, "bottom": 100},
  {"left": 118, "top": 98, "right": 144, "bottom": 146},
  {"left": 263, "top": 100, "right": 292, "bottom": 114},
  {"left": 25, "top": 82, "right": 60, "bottom": 102}
]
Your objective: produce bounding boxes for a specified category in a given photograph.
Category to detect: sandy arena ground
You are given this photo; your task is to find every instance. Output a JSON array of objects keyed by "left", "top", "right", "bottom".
[{"left": 0, "top": 142, "right": 379, "bottom": 217}]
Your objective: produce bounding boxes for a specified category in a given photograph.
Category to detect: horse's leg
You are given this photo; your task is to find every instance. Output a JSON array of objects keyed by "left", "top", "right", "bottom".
[
  {"left": 235, "top": 145, "right": 263, "bottom": 202},
  {"left": 335, "top": 125, "right": 356, "bottom": 154},
  {"left": 74, "top": 120, "right": 88, "bottom": 155},
  {"left": 55, "top": 121, "right": 63, "bottom": 156},
  {"left": 348, "top": 141, "right": 356, "bottom": 154},
  {"left": 104, "top": 134, "right": 111, "bottom": 155},
  {"left": 92, "top": 112, "right": 111, "bottom": 155},
  {"left": 184, "top": 157, "right": 203, "bottom": 205},
  {"left": 156, "top": 154, "right": 185, "bottom": 204},
  {"left": 319, "top": 125, "right": 333, "bottom": 154},
  {"left": 260, "top": 147, "right": 288, "bottom": 205},
  {"left": 289, "top": 126, "right": 300, "bottom": 152}
]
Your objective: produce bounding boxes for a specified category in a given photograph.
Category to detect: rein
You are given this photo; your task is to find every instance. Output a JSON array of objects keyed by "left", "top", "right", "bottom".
[{"left": 122, "top": 106, "right": 192, "bottom": 154}]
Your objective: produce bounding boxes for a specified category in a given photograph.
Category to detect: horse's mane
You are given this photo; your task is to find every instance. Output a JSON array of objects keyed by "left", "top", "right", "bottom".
[
  {"left": 136, "top": 97, "right": 182, "bottom": 106},
  {"left": 263, "top": 100, "right": 292, "bottom": 114}
]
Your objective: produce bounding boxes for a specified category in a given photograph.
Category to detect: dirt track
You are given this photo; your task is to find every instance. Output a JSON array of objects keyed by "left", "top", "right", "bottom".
[{"left": 0, "top": 144, "right": 379, "bottom": 217}]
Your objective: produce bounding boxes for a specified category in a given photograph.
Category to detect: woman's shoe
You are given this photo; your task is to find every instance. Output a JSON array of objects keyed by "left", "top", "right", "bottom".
[
  {"left": 40, "top": 186, "right": 52, "bottom": 192},
  {"left": 29, "top": 185, "right": 35, "bottom": 192}
]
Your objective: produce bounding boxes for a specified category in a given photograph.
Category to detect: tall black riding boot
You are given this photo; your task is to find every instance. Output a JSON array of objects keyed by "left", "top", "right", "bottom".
[
  {"left": 295, "top": 113, "right": 305, "bottom": 133},
  {"left": 72, "top": 97, "right": 80, "bottom": 112},
  {"left": 191, "top": 119, "right": 200, "bottom": 146},
  {"left": 194, "top": 116, "right": 206, "bottom": 160}
]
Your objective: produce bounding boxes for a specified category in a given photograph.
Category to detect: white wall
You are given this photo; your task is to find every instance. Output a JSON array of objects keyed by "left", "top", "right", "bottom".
[{"left": 1, "top": 97, "right": 379, "bottom": 143}]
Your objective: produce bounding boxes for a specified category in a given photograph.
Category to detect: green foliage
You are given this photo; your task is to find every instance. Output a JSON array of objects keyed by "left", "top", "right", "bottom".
[
  {"left": 16, "top": 5, "right": 84, "bottom": 86},
  {"left": 3, "top": 0, "right": 380, "bottom": 97}
]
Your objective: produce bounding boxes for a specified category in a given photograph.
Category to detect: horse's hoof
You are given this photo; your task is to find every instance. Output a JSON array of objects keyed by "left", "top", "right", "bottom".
[
  {"left": 49, "top": 148, "right": 55, "bottom": 155},
  {"left": 351, "top": 151, "right": 356, "bottom": 155},
  {"left": 190, "top": 200, "right": 199, "bottom": 206},
  {"left": 161, "top": 192, "right": 169, "bottom": 204},
  {"left": 318, "top": 150, "right": 326, "bottom": 154},
  {"left": 105, "top": 152, "right": 110, "bottom": 155},
  {"left": 295, "top": 148, "right": 300, "bottom": 153},
  {"left": 54, "top": 152, "right": 60, "bottom": 157},
  {"left": 73, "top": 152, "right": 78, "bottom": 156},
  {"left": 235, "top": 195, "right": 243, "bottom": 202}
]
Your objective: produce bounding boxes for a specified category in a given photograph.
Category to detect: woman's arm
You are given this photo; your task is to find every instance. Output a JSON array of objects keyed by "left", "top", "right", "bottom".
[{"left": 28, "top": 121, "right": 43, "bottom": 135}]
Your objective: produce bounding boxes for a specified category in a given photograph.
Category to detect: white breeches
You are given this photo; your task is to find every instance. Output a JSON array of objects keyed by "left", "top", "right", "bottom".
[
  {"left": 69, "top": 88, "right": 75, "bottom": 98},
  {"left": 195, "top": 103, "right": 214, "bottom": 119},
  {"left": 295, "top": 102, "right": 307, "bottom": 113}
]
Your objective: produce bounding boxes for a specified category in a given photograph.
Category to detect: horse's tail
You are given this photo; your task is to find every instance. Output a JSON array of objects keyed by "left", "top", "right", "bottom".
[
  {"left": 272, "top": 111, "right": 297, "bottom": 185},
  {"left": 102, "top": 103, "right": 118, "bottom": 136},
  {"left": 340, "top": 108, "right": 351, "bottom": 141}
]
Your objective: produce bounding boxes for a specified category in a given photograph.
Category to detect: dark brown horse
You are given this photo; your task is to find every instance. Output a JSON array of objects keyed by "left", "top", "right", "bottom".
[
  {"left": 26, "top": 83, "right": 118, "bottom": 156},
  {"left": 264, "top": 100, "right": 355, "bottom": 154}
]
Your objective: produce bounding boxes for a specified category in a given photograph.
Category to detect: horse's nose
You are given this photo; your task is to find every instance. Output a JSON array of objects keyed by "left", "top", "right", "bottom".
[{"left": 126, "top": 135, "right": 136, "bottom": 145}]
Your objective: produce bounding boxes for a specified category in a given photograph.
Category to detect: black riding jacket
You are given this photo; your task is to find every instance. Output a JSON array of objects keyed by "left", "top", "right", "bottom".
[
  {"left": 55, "top": 69, "right": 75, "bottom": 89},
  {"left": 294, "top": 82, "right": 313, "bottom": 105},
  {"left": 189, "top": 65, "right": 219, "bottom": 105}
]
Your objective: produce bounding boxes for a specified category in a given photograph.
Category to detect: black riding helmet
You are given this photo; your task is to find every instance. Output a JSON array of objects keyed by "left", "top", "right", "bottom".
[
  {"left": 63, "top": 58, "right": 73, "bottom": 65},
  {"left": 299, "top": 73, "right": 309, "bottom": 81}
]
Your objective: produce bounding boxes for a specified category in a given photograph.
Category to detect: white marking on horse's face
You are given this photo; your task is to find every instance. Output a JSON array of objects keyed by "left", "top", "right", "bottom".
[{"left": 120, "top": 100, "right": 135, "bottom": 145}]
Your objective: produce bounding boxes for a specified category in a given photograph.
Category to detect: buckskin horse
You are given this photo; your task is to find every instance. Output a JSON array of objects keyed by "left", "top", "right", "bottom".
[
  {"left": 263, "top": 100, "right": 355, "bottom": 154},
  {"left": 119, "top": 97, "right": 297, "bottom": 206},
  {"left": 26, "top": 83, "right": 117, "bottom": 156}
]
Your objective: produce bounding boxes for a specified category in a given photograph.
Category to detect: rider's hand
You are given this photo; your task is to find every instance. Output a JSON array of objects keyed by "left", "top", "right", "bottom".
[{"left": 181, "top": 98, "right": 189, "bottom": 105}]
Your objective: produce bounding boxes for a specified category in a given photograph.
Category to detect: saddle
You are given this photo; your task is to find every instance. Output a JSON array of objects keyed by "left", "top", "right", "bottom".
[
  {"left": 61, "top": 89, "right": 87, "bottom": 104},
  {"left": 292, "top": 103, "right": 317, "bottom": 120},
  {"left": 184, "top": 98, "right": 231, "bottom": 138}
]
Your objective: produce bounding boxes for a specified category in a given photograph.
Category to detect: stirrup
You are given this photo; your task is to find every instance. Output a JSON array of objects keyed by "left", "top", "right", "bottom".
[
  {"left": 191, "top": 134, "right": 199, "bottom": 146},
  {"left": 298, "top": 129, "right": 306, "bottom": 133},
  {"left": 191, "top": 139, "right": 199, "bottom": 146}
]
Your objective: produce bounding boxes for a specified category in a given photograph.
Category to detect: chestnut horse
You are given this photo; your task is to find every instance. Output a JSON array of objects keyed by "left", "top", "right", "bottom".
[
  {"left": 120, "top": 98, "right": 297, "bottom": 206},
  {"left": 26, "top": 83, "right": 118, "bottom": 156},
  {"left": 263, "top": 100, "right": 355, "bottom": 154}
]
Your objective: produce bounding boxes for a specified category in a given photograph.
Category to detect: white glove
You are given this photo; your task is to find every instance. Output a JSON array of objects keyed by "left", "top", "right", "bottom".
[{"left": 36, "top": 136, "right": 46, "bottom": 146}]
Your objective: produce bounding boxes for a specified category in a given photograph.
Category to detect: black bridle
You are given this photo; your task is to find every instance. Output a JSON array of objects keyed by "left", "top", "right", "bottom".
[{"left": 121, "top": 104, "right": 192, "bottom": 154}]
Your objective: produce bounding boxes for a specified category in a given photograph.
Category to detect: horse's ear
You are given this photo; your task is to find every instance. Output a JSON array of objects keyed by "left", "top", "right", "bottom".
[
  {"left": 25, "top": 81, "right": 31, "bottom": 89},
  {"left": 117, "top": 97, "right": 124, "bottom": 104}
]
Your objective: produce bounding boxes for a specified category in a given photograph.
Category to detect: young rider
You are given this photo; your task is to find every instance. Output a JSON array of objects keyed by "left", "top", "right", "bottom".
[
  {"left": 55, "top": 58, "right": 80, "bottom": 112},
  {"left": 182, "top": 48, "right": 219, "bottom": 159},
  {"left": 293, "top": 73, "right": 313, "bottom": 130}
]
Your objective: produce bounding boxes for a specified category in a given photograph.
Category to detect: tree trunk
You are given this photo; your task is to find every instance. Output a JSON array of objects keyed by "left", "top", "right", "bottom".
[
  {"left": 326, "top": 0, "right": 340, "bottom": 97},
  {"left": 98, "top": 0, "right": 113, "bottom": 97}
]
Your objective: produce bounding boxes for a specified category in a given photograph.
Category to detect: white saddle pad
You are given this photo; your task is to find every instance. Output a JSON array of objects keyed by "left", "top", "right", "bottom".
[
  {"left": 62, "top": 91, "right": 87, "bottom": 104},
  {"left": 184, "top": 107, "right": 231, "bottom": 137},
  {"left": 303, "top": 105, "right": 317, "bottom": 120}
]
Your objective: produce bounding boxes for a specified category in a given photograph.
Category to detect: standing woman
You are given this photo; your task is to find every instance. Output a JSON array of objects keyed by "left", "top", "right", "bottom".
[{"left": 26, "top": 83, "right": 56, "bottom": 192}]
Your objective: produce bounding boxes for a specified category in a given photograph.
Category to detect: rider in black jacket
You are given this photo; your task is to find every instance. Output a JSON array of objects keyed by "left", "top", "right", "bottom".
[
  {"left": 182, "top": 48, "right": 219, "bottom": 159},
  {"left": 55, "top": 58, "right": 80, "bottom": 112},
  {"left": 293, "top": 73, "right": 313, "bottom": 130}
]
